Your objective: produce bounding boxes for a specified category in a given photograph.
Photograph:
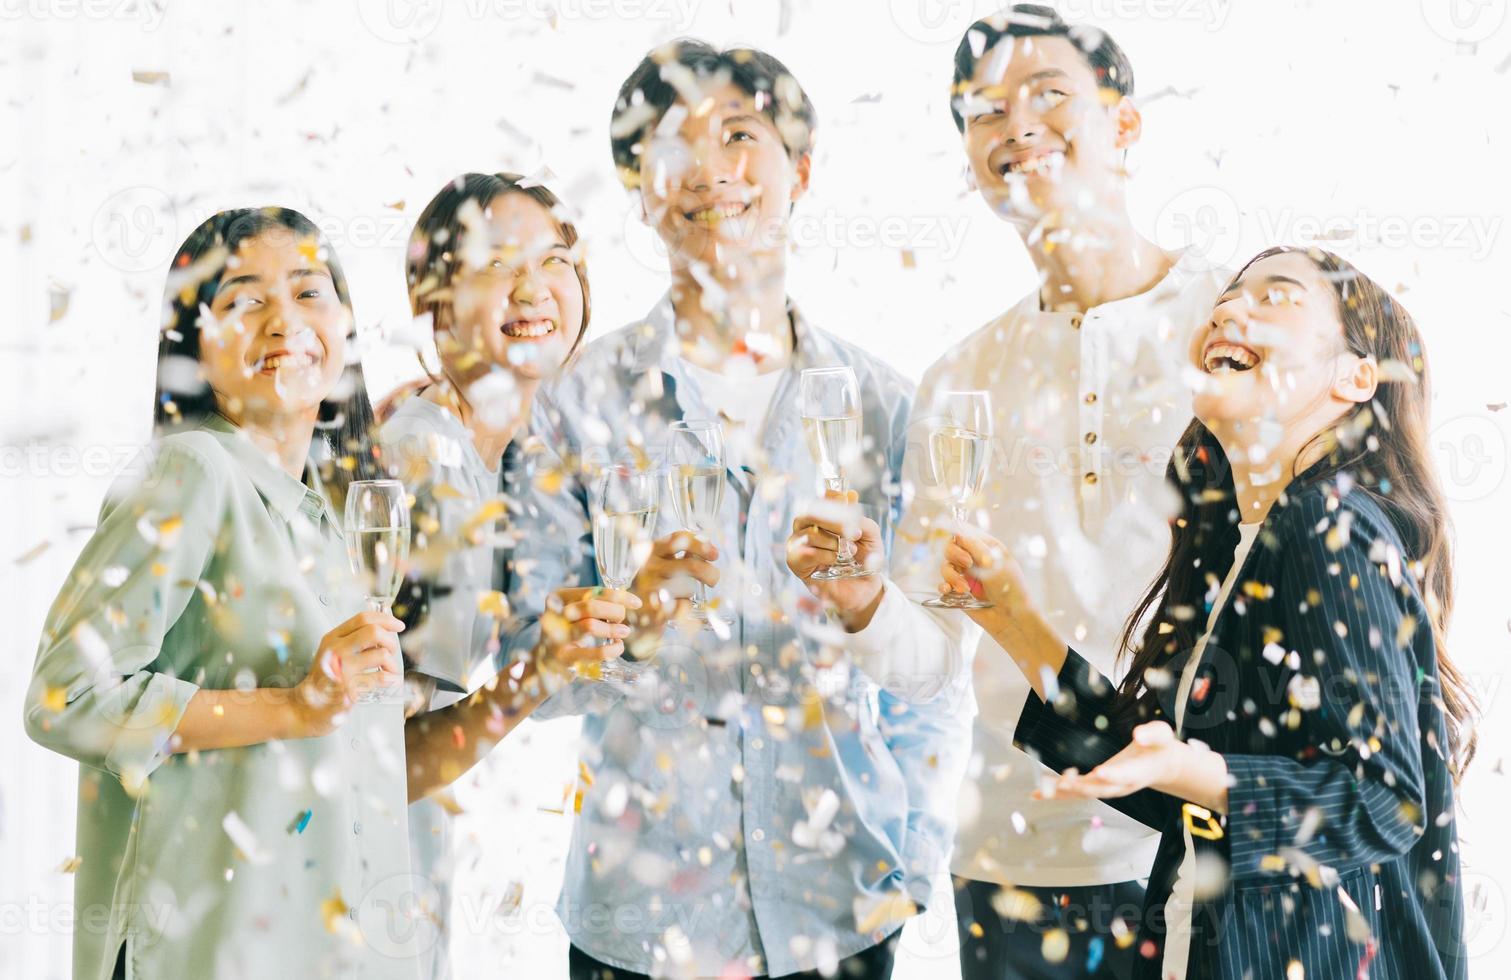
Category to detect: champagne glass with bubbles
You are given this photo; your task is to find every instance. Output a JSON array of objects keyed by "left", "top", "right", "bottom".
[
  {"left": 921, "top": 390, "right": 995, "bottom": 609},
  {"left": 590, "top": 465, "right": 659, "bottom": 681},
  {"left": 800, "top": 365, "right": 872, "bottom": 579},
  {"left": 344, "top": 479, "right": 411, "bottom": 702},
  {"left": 665, "top": 420, "right": 724, "bottom": 627}
]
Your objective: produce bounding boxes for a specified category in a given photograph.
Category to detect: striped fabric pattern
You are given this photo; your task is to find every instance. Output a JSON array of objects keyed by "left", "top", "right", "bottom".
[{"left": 1015, "top": 476, "right": 1468, "bottom": 980}]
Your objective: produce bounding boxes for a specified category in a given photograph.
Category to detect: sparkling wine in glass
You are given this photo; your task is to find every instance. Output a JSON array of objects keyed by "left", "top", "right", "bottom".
[
  {"left": 800, "top": 365, "right": 872, "bottom": 580},
  {"left": 665, "top": 420, "right": 724, "bottom": 626},
  {"left": 921, "top": 390, "right": 994, "bottom": 610},
  {"left": 344, "top": 479, "right": 411, "bottom": 702},
  {"left": 590, "top": 465, "right": 658, "bottom": 681}
]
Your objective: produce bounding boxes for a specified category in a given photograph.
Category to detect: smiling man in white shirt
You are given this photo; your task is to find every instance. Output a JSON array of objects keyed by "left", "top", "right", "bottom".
[{"left": 787, "top": 6, "right": 1229, "bottom": 978}]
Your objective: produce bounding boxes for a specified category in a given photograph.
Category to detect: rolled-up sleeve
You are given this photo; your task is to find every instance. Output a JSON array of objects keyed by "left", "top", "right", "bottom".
[{"left": 24, "top": 441, "right": 225, "bottom": 792}]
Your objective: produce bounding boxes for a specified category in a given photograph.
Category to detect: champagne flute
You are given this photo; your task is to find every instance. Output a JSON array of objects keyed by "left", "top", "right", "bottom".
[
  {"left": 344, "top": 479, "right": 411, "bottom": 703},
  {"left": 800, "top": 366, "right": 872, "bottom": 580},
  {"left": 921, "top": 390, "right": 995, "bottom": 609},
  {"left": 590, "top": 465, "right": 659, "bottom": 682},
  {"left": 665, "top": 420, "right": 724, "bottom": 626}
]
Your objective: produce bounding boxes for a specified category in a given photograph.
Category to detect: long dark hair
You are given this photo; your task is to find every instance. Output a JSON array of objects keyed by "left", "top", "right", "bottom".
[
  {"left": 1117, "top": 246, "right": 1477, "bottom": 777},
  {"left": 154, "top": 207, "right": 379, "bottom": 509}
]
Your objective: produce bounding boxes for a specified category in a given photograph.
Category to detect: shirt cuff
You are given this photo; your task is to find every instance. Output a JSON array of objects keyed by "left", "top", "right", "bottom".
[
  {"left": 844, "top": 580, "right": 956, "bottom": 701},
  {"left": 103, "top": 672, "right": 200, "bottom": 792}
]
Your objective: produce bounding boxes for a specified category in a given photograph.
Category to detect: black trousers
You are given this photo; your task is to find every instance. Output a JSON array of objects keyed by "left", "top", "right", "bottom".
[
  {"left": 953, "top": 876, "right": 1145, "bottom": 980},
  {"left": 568, "top": 928, "right": 902, "bottom": 980}
]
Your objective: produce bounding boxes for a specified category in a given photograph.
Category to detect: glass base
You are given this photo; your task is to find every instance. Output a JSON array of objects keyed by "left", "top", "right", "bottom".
[
  {"left": 921, "top": 593, "right": 994, "bottom": 609},
  {"left": 811, "top": 562, "right": 875, "bottom": 580}
]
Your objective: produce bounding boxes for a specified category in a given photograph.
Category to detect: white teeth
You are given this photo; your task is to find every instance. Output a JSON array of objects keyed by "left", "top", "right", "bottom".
[
  {"left": 1203, "top": 342, "right": 1260, "bottom": 373},
  {"left": 503, "top": 319, "right": 555, "bottom": 339},
  {"left": 1004, "top": 151, "right": 1065, "bottom": 176},
  {"left": 688, "top": 202, "right": 750, "bottom": 223}
]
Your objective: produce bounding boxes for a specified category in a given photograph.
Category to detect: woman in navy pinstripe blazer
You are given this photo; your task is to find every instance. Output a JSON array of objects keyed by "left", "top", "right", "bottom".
[{"left": 940, "top": 246, "right": 1477, "bottom": 979}]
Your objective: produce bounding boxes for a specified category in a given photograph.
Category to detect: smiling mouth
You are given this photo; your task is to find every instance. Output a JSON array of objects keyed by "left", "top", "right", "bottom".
[
  {"left": 502, "top": 317, "right": 556, "bottom": 339},
  {"left": 1202, "top": 342, "right": 1261, "bottom": 374},
  {"left": 684, "top": 201, "right": 752, "bottom": 223},
  {"left": 254, "top": 352, "right": 316, "bottom": 374},
  {"left": 999, "top": 150, "right": 1066, "bottom": 178}
]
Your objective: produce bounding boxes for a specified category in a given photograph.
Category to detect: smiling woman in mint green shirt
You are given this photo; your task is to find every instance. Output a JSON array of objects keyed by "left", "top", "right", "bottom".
[{"left": 24, "top": 208, "right": 422, "bottom": 980}]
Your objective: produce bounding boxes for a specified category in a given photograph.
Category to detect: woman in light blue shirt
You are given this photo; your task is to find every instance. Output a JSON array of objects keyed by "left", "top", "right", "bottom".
[{"left": 379, "top": 173, "right": 637, "bottom": 980}]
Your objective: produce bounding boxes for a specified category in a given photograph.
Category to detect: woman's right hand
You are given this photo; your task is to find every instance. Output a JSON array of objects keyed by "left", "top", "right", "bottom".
[
  {"left": 630, "top": 531, "right": 719, "bottom": 626},
  {"left": 537, "top": 586, "right": 642, "bottom": 675},
  {"left": 292, "top": 610, "right": 405, "bottom": 736}
]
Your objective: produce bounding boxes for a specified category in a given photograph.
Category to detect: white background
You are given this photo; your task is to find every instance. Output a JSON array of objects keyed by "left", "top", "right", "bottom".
[{"left": 3, "top": 0, "right": 1509, "bottom": 976}]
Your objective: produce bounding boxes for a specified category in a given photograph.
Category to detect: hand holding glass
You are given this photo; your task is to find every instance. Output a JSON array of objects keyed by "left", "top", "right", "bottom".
[
  {"left": 921, "top": 391, "right": 994, "bottom": 609},
  {"left": 665, "top": 420, "right": 724, "bottom": 626},
  {"left": 590, "top": 466, "right": 659, "bottom": 681},
  {"left": 800, "top": 366, "right": 872, "bottom": 580},
  {"left": 344, "top": 479, "right": 411, "bottom": 702}
]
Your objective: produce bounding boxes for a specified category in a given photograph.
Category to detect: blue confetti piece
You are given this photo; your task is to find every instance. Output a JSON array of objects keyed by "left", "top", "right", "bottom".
[
  {"left": 291, "top": 809, "right": 313, "bottom": 835},
  {"left": 1087, "top": 936, "right": 1104, "bottom": 973}
]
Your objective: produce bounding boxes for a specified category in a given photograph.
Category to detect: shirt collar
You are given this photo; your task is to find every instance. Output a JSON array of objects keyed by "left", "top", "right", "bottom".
[
  {"left": 197, "top": 412, "right": 334, "bottom": 526},
  {"left": 632, "top": 291, "right": 838, "bottom": 377},
  {"left": 1025, "top": 246, "right": 1208, "bottom": 321}
]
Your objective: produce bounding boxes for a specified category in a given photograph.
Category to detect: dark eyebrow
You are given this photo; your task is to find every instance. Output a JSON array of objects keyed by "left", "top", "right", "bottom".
[
  {"left": 213, "top": 268, "right": 330, "bottom": 297},
  {"left": 1024, "top": 69, "right": 1071, "bottom": 84},
  {"left": 968, "top": 69, "right": 1072, "bottom": 98},
  {"left": 1220, "top": 274, "right": 1308, "bottom": 299},
  {"left": 722, "top": 113, "right": 764, "bottom": 129}
]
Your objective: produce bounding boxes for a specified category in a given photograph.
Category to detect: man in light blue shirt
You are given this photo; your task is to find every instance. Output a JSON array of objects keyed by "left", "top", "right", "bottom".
[{"left": 504, "top": 39, "right": 972, "bottom": 978}]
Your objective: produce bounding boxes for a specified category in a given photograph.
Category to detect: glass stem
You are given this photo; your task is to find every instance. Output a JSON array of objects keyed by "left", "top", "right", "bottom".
[{"left": 826, "top": 477, "right": 855, "bottom": 566}]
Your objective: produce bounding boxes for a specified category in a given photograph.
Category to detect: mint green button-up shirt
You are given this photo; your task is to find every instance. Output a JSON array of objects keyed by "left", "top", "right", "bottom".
[{"left": 25, "top": 413, "right": 422, "bottom": 980}]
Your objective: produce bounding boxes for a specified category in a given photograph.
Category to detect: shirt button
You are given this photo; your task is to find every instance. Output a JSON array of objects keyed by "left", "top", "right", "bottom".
[
  {"left": 319, "top": 594, "right": 331, "bottom": 606},
  {"left": 353, "top": 821, "right": 362, "bottom": 835},
  {"left": 1085, "top": 392, "right": 1097, "bottom": 404},
  {"left": 752, "top": 829, "right": 765, "bottom": 842},
  {"left": 750, "top": 738, "right": 764, "bottom": 750},
  {"left": 350, "top": 737, "right": 360, "bottom": 749},
  {"left": 1084, "top": 432, "right": 1097, "bottom": 445},
  {"left": 1084, "top": 472, "right": 1099, "bottom": 485}
]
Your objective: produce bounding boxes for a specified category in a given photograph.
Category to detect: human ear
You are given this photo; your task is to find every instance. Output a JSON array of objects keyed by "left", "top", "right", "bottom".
[
  {"left": 1113, "top": 95, "right": 1142, "bottom": 151},
  {"left": 1334, "top": 353, "right": 1378, "bottom": 405}
]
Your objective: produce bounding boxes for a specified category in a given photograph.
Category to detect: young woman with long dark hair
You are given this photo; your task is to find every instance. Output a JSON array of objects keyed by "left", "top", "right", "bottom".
[
  {"left": 942, "top": 246, "right": 1475, "bottom": 979},
  {"left": 25, "top": 207, "right": 421, "bottom": 979}
]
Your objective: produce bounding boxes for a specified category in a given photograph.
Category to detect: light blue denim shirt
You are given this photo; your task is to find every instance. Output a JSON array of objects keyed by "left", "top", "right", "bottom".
[{"left": 504, "top": 296, "right": 973, "bottom": 976}]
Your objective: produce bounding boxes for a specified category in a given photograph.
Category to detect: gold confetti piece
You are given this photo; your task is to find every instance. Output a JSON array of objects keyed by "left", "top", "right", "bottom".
[
  {"left": 655, "top": 751, "right": 673, "bottom": 772},
  {"left": 1260, "top": 854, "right": 1287, "bottom": 873},
  {"left": 321, "top": 890, "right": 348, "bottom": 933},
  {"left": 14, "top": 539, "right": 50, "bottom": 565},
  {"left": 478, "top": 591, "right": 510, "bottom": 618},
  {"left": 42, "top": 686, "right": 67, "bottom": 713},
  {"left": 1182, "top": 802, "right": 1223, "bottom": 841},
  {"left": 989, "top": 887, "right": 1043, "bottom": 922},
  {"left": 1042, "top": 927, "right": 1070, "bottom": 964},
  {"left": 968, "top": 922, "right": 984, "bottom": 938},
  {"left": 1286, "top": 959, "right": 1305, "bottom": 980},
  {"left": 854, "top": 893, "right": 916, "bottom": 933},
  {"left": 131, "top": 70, "right": 170, "bottom": 85},
  {"left": 762, "top": 705, "right": 786, "bottom": 726},
  {"left": 58, "top": 856, "right": 83, "bottom": 873}
]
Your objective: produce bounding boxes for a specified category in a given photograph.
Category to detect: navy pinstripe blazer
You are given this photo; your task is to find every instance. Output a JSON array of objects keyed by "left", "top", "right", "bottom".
[{"left": 1015, "top": 474, "right": 1467, "bottom": 979}]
